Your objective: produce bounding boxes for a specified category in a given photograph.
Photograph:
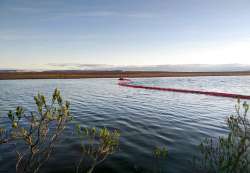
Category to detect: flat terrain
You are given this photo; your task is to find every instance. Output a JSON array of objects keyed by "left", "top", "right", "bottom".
[{"left": 1, "top": 71, "right": 250, "bottom": 80}]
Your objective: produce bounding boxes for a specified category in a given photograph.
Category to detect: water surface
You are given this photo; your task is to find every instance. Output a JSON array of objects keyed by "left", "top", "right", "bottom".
[{"left": 0, "top": 76, "right": 250, "bottom": 173}]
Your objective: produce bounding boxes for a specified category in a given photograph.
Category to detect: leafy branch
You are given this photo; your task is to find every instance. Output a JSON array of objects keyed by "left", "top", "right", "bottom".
[
  {"left": 76, "top": 126, "right": 120, "bottom": 173},
  {"left": 1, "top": 89, "right": 72, "bottom": 173},
  {"left": 196, "top": 99, "right": 250, "bottom": 173}
]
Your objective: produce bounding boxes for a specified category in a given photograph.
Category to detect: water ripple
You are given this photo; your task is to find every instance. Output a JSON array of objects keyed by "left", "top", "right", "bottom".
[{"left": 0, "top": 76, "right": 250, "bottom": 173}]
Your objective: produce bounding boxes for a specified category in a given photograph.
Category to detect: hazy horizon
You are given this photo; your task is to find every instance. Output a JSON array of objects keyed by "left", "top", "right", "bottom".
[{"left": 1, "top": 63, "right": 250, "bottom": 72}]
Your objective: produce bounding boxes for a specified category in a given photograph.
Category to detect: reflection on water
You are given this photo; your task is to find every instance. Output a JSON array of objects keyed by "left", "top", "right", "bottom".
[{"left": 0, "top": 76, "right": 250, "bottom": 173}]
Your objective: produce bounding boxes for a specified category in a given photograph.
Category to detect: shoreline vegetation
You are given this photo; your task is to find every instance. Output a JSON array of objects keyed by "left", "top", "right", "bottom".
[{"left": 1, "top": 70, "right": 250, "bottom": 80}]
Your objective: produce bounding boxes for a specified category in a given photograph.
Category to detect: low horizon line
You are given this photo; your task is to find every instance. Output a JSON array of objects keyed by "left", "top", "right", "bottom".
[{"left": 1, "top": 63, "right": 250, "bottom": 69}]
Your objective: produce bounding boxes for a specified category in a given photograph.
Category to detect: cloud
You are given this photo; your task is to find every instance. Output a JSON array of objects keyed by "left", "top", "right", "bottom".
[
  {"left": 9, "top": 7, "right": 44, "bottom": 13},
  {"left": 2, "top": 2, "right": 162, "bottom": 22},
  {"left": 48, "top": 63, "right": 111, "bottom": 67},
  {"left": 41, "top": 10, "right": 159, "bottom": 21},
  {"left": 29, "top": 63, "right": 250, "bottom": 71},
  {"left": 0, "top": 32, "right": 43, "bottom": 41},
  {"left": 60, "top": 11, "right": 157, "bottom": 18},
  {"left": 0, "top": 30, "right": 98, "bottom": 41},
  {"left": 47, "top": 63, "right": 114, "bottom": 70},
  {"left": 4, "top": 3, "right": 158, "bottom": 18},
  {"left": 4, "top": 6, "right": 159, "bottom": 22}
]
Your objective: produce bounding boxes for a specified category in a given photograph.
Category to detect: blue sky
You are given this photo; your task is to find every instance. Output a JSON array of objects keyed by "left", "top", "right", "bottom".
[{"left": 1, "top": 0, "right": 250, "bottom": 69}]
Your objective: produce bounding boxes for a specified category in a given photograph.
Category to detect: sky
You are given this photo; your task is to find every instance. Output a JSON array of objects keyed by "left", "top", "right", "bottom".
[{"left": 1, "top": 0, "right": 250, "bottom": 69}]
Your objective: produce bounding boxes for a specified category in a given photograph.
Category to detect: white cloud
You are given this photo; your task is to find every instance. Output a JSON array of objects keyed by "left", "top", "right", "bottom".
[{"left": 41, "top": 10, "right": 160, "bottom": 21}]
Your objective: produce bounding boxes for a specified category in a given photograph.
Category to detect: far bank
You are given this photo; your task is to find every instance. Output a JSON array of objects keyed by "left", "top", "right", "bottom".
[{"left": 1, "top": 71, "right": 250, "bottom": 80}]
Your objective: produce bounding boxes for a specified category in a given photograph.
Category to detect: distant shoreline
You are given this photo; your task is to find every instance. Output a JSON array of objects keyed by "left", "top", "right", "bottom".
[{"left": 0, "top": 71, "right": 250, "bottom": 80}]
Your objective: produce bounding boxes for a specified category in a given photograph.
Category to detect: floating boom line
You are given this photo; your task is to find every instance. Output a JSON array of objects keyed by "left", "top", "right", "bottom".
[{"left": 118, "top": 79, "right": 250, "bottom": 100}]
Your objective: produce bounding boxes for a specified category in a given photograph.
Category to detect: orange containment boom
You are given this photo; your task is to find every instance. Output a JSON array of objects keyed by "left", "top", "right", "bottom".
[{"left": 118, "top": 79, "right": 250, "bottom": 100}]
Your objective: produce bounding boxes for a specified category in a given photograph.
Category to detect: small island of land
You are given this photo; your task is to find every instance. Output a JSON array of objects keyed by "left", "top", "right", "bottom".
[{"left": 1, "top": 70, "right": 250, "bottom": 80}]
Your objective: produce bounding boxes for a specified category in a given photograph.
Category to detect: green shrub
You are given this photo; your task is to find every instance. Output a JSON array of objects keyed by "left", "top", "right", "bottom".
[
  {"left": 196, "top": 100, "right": 250, "bottom": 173},
  {"left": 76, "top": 126, "right": 120, "bottom": 173},
  {"left": 153, "top": 146, "right": 168, "bottom": 173},
  {"left": 0, "top": 89, "right": 121, "bottom": 173},
  {"left": 0, "top": 89, "right": 71, "bottom": 173},
  {"left": 0, "top": 127, "right": 8, "bottom": 144}
]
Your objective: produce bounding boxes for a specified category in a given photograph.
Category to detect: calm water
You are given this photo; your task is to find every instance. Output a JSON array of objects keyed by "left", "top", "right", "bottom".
[{"left": 0, "top": 76, "right": 250, "bottom": 173}]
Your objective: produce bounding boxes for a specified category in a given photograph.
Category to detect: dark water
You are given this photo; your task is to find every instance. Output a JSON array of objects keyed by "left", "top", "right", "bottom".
[{"left": 0, "top": 76, "right": 250, "bottom": 173}]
